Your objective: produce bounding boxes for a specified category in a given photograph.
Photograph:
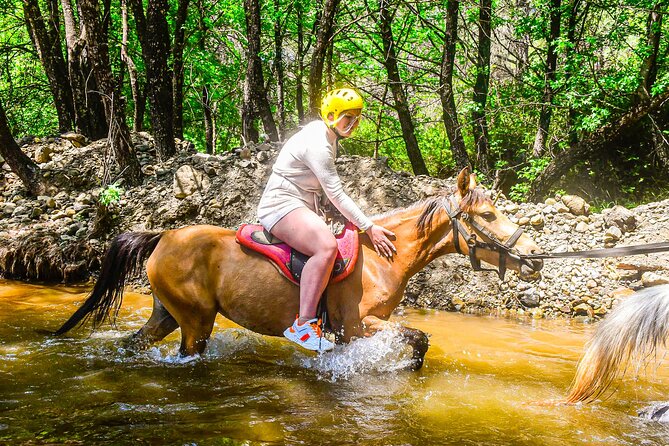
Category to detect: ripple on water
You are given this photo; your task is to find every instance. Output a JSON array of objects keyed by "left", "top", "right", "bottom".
[{"left": 114, "top": 402, "right": 201, "bottom": 414}]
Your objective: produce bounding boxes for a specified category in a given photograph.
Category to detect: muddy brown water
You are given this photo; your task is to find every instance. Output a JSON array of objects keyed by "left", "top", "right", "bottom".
[{"left": 2, "top": 279, "right": 669, "bottom": 445}]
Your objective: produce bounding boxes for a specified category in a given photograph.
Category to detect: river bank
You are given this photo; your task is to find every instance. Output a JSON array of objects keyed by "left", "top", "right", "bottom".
[{"left": 1, "top": 133, "right": 669, "bottom": 319}]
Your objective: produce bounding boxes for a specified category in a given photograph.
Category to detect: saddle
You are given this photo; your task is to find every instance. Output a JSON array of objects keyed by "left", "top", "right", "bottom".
[{"left": 235, "top": 222, "right": 360, "bottom": 285}]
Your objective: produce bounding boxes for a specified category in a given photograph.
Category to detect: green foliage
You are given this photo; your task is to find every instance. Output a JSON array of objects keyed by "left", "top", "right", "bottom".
[
  {"left": 509, "top": 157, "right": 550, "bottom": 202},
  {"left": 99, "top": 183, "right": 124, "bottom": 207},
  {"left": 0, "top": 0, "right": 666, "bottom": 204}
]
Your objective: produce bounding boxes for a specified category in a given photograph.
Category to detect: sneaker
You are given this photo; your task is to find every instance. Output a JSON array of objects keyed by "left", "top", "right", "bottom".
[{"left": 283, "top": 318, "right": 335, "bottom": 352}]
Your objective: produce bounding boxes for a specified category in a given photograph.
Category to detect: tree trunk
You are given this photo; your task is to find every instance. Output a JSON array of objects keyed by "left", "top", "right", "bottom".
[
  {"left": 308, "top": 0, "right": 341, "bottom": 118},
  {"left": 120, "top": 0, "right": 144, "bottom": 132},
  {"left": 78, "top": 0, "right": 142, "bottom": 185},
  {"left": 242, "top": 0, "right": 279, "bottom": 143},
  {"left": 636, "top": 2, "right": 666, "bottom": 167},
  {"left": 564, "top": 0, "right": 586, "bottom": 146},
  {"left": 440, "top": 0, "right": 470, "bottom": 170},
  {"left": 472, "top": 0, "right": 492, "bottom": 174},
  {"left": 528, "top": 91, "right": 669, "bottom": 200},
  {"left": 60, "top": 0, "right": 107, "bottom": 138},
  {"left": 532, "top": 0, "right": 561, "bottom": 157},
  {"left": 0, "top": 101, "right": 46, "bottom": 196},
  {"left": 513, "top": 0, "right": 530, "bottom": 78},
  {"left": 197, "top": 0, "right": 214, "bottom": 152},
  {"left": 636, "top": 1, "right": 663, "bottom": 102},
  {"left": 377, "top": 0, "right": 428, "bottom": 175},
  {"left": 203, "top": 86, "right": 214, "bottom": 154},
  {"left": 296, "top": 0, "right": 305, "bottom": 123},
  {"left": 129, "top": 0, "right": 176, "bottom": 159},
  {"left": 273, "top": 0, "right": 286, "bottom": 139},
  {"left": 172, "top": 0, "right": 190, "bottom": 140},
  {"left": 22, "top": 0, "right": 74, "bottom": 132}
]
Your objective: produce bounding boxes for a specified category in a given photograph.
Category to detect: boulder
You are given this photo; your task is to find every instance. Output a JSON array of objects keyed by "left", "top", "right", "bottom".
[
  {"left": 641, "top": 271, "right": 669, "bottom": 287},
  {"left": 561, "top": 195, "right": 590, "bottom": 215},
  {"left": 60, "top": 132, "right": 87, "bottom": 148},
  {"left": 34, "top": 145, "right": 54, "bottom": 163},
  {"left": 603, "top": 205, "right": 637, "bottom": 233},
  {"left": 173, "top": 165, "right": 211, "bottom": 199}
]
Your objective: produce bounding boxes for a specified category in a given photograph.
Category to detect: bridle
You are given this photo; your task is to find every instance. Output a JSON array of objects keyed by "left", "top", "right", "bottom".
[{"left": 443, "top": 195, "right": 528, "bottom": 280}]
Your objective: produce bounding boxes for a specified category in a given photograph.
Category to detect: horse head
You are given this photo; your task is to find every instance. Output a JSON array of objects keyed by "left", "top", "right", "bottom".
[{"left": 447, "top": 167, "right": 544, "bottom": 280}]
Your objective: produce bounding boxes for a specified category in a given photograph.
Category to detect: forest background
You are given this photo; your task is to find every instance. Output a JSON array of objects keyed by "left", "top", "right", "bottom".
[{"left": 0, "top": 0, "right": 668, "bottom": 207}]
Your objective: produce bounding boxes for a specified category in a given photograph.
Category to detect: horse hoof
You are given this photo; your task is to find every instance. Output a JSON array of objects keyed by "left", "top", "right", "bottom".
[{"left": 400, "top": 327, "right": 429, "bottom": 371}]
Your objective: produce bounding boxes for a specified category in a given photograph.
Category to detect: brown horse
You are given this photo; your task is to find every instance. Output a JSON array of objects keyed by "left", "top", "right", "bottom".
[{"left": 54, "top": 168, "right": 543, "bottom": 369}]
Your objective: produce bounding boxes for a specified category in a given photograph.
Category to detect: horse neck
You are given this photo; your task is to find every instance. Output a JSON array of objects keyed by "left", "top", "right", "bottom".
[{"left": 373, "top": 204, "right": 455, "bottom": 278}]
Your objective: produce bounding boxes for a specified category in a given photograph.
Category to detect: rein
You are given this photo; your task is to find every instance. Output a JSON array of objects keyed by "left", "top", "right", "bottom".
[
  {"left": 519, "top": 241, "right": 669, "bottom": 260},
  {"left": 441, "top": 194, "right": 669, "bottom": 279},
  {"left": 444, "top": 196, "right": 526, "bottom": 280}
]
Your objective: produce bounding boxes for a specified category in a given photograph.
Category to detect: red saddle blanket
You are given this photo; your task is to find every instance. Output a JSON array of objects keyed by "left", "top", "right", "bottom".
[{"left": 236, "top": 222, "right": 360, "bottom": 285}]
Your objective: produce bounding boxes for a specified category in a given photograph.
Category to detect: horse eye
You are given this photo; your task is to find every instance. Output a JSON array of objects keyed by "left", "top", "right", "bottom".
[{"left": 480, "top": 212, "right": 496, "bottom": 221}]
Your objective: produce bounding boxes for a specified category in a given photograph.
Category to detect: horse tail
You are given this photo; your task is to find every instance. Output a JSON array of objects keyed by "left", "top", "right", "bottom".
[
  {"left": 53, "top": 232, "right": 164, "bottom": 336},
  {"left": 565, "top": 284, "right": 669, "bottom": 403}
]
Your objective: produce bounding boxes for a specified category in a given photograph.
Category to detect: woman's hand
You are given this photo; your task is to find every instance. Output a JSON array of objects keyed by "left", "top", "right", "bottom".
[{"left": 366, "top": 224, "right": 397, "bottom": 258}]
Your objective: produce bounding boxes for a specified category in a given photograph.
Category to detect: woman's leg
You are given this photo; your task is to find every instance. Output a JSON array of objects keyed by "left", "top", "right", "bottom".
[{"left": 270, "top": 207, "right": 337, "bottom": 321}]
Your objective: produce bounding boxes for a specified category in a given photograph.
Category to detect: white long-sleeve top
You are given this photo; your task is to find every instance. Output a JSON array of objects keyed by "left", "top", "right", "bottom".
[{"left": 257, "top": 120, "right": 374, "bottom": 232}]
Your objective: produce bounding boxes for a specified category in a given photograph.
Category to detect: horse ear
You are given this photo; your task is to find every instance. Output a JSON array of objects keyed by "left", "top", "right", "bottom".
[
  {"left": 456, "top": 166, "right": 472, "bottom": 196},
  {"left": 468, "top": 173, "right": 477, "bottom": 190}
]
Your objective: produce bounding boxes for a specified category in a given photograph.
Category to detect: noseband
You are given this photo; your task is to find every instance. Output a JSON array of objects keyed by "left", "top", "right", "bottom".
[{"left": 443, "top": 196, "right": 525, "bottom": 280}]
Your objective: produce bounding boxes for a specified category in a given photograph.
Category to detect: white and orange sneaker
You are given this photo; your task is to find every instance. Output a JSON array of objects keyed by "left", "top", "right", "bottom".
[{"left": 283, "top": 317, "right": 335, "bottom": 352}]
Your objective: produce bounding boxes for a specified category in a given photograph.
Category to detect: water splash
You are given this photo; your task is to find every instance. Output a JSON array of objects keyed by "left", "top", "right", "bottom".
[
  {"left": 303, "top": 328, "right": 414, "bottom": 381},
  {"left": 77, "top": 325, "right": 415, "bottom": 377}
]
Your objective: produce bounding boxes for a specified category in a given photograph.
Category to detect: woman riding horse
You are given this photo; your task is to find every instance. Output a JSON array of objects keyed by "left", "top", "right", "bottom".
[
  {"left": 52, "top": 165, "right": 544, "bottom": 369},
  {"left": 257, "top": 87, "right": 396, "bottom": 352}
]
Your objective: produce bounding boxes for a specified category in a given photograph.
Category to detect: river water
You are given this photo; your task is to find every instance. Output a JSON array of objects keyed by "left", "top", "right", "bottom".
[{"left": 2, "top": 279, "right": 669, "bottom": 445}]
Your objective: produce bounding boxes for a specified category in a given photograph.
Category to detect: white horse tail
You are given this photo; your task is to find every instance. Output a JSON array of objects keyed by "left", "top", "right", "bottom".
[{"left": 566, "top": 284, "right": 669, "bottom": 403}]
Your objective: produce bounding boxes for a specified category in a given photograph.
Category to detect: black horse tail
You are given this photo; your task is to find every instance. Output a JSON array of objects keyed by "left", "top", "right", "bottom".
[{"left": 53, "top": 232, "right": 164, "bottom": 336}]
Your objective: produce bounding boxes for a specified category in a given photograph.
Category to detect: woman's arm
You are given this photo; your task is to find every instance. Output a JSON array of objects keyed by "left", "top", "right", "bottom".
[{"left": 301, "top": 144, "right": 373, "bottom": 230}]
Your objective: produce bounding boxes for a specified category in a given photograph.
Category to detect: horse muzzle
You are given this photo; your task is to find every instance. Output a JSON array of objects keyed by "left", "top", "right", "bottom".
[{"left": 506, "top": 250, "right": 543, "bottom": 280}]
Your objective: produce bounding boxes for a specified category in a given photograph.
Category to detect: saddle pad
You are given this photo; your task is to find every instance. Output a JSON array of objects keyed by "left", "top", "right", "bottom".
[{"left": 236, "top": 222, "right": 360, "bottom": 285}]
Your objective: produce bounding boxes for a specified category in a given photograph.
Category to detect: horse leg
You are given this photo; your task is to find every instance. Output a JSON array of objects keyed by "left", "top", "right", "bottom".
[
  {"left": 177, "top": 309, "right": 218, "bottom": 357},
  {"left": 125, "top": 294, "right": 179, "bottom": 350},
  {"left": 361, "top": 315, "right": 430, "bottom": 370}
]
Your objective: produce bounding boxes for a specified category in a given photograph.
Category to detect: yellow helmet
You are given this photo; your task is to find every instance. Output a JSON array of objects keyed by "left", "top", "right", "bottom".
[{"left": 320, "top": 88, "right": 364, "bottom": 126}]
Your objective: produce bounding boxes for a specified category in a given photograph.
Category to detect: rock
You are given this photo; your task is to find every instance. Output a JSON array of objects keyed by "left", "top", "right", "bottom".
[
  {"left": 575, "top": 222, "right": 589, "bottom": 232},
  {"left": 545, "top": 198, "right": 557, "bottom": 206},
  {"left": 34, "top": 145, "right": 54, "bottom": 163},
  {"left": 173, "top": 165, "right": 211, "bottom": 199},
  {"left": 554, "top": 202, "right": 570, "bottom": 213},
  {"left": 561, "top": 194, "right": 590, "bottom": 215},
  {"left": 603, "top": 205, "right": 637, "bottom": 233},
  {"left": 573, "top": 303, "right": 594, "bottom": 317},
  {"left": 2, "top": 203, "right": 16, "bottom": 215},
  {"left": 239, "top": 147, "right": 252, "bottom": 159},
  {"left": 604, "top": 225, "right": 622, "bottom": 241},
  {"left": 639, "top": 403, "right": 669, "bottom": 422},
  {"left": 60, "top": 132, "right": 87, "bottom": 147},
  {"left": 641, "top": 272, "right": 669, "bottom": 287},
  {"left": 505, "top": 203, "right": 519, "bottom": 213},
  {"left": 530, "top": 214, "right": 544, "bottom": 226},
  {"left": 519, "top": 292, "right": 540, "bottom": 308}
]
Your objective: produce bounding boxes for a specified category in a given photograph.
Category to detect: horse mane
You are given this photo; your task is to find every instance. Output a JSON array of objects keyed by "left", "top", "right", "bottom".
[{"left": 416, "top": 187, "right": 490, "bottom": 233}]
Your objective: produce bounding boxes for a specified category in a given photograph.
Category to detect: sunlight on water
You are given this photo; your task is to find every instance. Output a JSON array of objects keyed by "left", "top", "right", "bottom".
[{"left": 4, "top": 279, "right": 669, "bottom": 445}]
